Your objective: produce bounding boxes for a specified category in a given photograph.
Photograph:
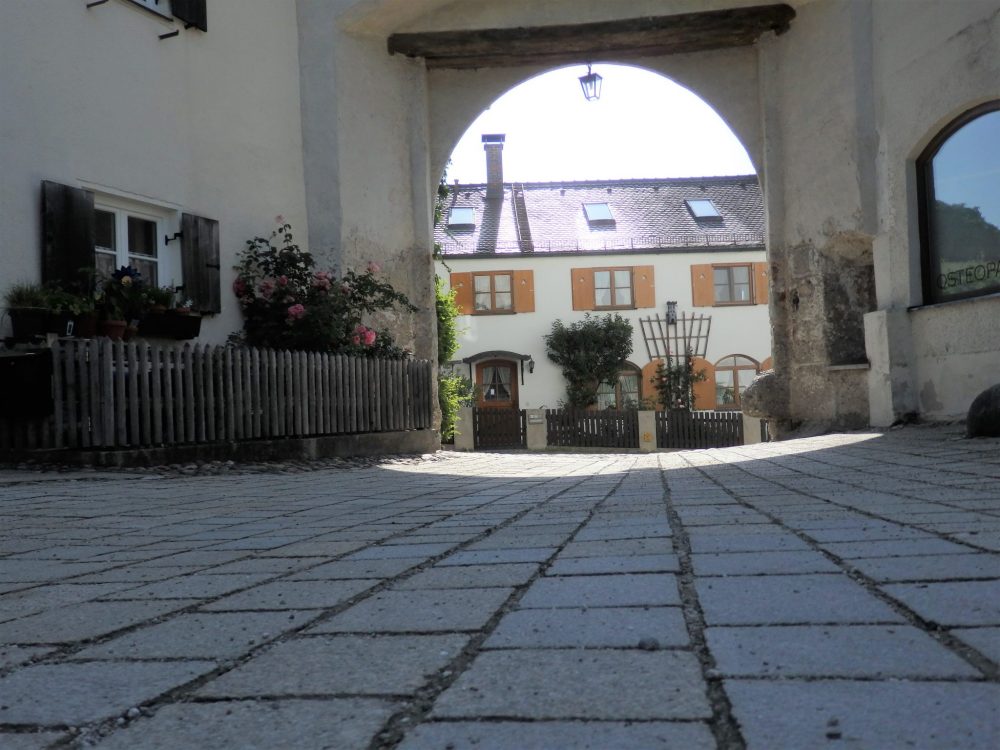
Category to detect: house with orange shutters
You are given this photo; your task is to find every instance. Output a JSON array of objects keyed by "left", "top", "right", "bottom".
[{"left": 437, "top": 135, "right": 772, "bottom": 412}]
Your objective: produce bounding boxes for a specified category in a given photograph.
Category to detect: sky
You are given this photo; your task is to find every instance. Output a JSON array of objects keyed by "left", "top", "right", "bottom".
[{"left": 445, "top": 63, "right": 756, "bottom": 185}]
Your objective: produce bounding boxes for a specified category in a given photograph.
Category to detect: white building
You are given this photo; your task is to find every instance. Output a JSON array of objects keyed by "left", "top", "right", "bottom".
[{"left": 436, "top": 137, "right": 771, "bottom": 411}]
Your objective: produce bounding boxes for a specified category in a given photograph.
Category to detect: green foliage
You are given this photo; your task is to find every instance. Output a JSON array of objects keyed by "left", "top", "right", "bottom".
[
  {"left": 652, "top": 350, "right": 706, "bottom": 411},
  {"left": 544, "top": 313, "right": 633, "bottom": 408},
  {"left": 438, "top": 372, "right": 475, "bottom": 442},
  {"left": 231, "top": 221, "right": 417, "bottom": 357},
  {"left": 433, "top": 164, "right": 451, "bottom": 265},
  {"left": 435, "top": 276, "right": 461, "bottom": 366},
  {"left": 4, "top": 282, "right": 50, "bottom": 309}
]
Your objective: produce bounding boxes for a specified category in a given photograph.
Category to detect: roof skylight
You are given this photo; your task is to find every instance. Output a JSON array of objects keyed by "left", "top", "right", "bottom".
[
  {"left": 685, "top": 199, "right": 722, "bottom": 219},
  {"left": 447, "top": 207, "right": 476, "bottom": 227},
  {"left": 583, "top": 202, "right": 614, "bottom": 223}
]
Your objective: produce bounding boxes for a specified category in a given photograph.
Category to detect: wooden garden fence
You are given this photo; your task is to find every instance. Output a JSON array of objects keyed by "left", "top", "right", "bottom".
[
  {"left": 656, "top": 409, "right": 744, "bottom": 450},
  {"left": 546, "top": 408, "right": 640, "bottom": 449},
  {"left": 0, "top": 339, "right": 433, "bottom": 452}
]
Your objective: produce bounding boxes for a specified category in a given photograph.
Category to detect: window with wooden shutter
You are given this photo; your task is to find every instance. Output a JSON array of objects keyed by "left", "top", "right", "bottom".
[
  {"left": 633, "top": 265, "right": 655, "bottom": 308},
  {"left": 571, "top": 268, "right": 596, "bottom": 311},
  {"left": 171, "top": 0, "right": 207, "bottom": 31},
  {"left": 752, "top": 262, "right": 770, "bottom": 305},
  {"left": 41, "top": 181, "right": 95, "bottom": 293},
  {"left": 690, "top": 356, "right": 715, "bottom": 410},
  {"left": 449, "top": 272, "right": 473, "bottom": 315},
  {"left": 180, "top": 213, "right": 220, "bottom": 314},
  {"left": 512, "top": 270, "right": 535, "bottom": 313}
]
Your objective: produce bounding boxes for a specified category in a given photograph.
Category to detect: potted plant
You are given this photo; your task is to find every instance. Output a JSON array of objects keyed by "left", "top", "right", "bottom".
[
  {"left": 99, "top": 266, "right": 149, "bottom": 340},
  {"left": 4, "top": 282, "right": 52, "bottom": 340},
  {"left": 139, "top": 290, "right": 201, "bottom": 339},
  {"left": 47, "top": 288, "right": 97, "bottom": 338}
]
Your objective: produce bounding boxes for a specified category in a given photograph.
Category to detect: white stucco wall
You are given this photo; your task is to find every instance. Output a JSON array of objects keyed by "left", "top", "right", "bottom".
[
  {"left": 438, "top": 250, "right": 771, "bottom": 409},
  {"left": 0, "top": 0, "right": 308, "bottom": 342},
  {"left": 866, "top": 0, "right": 1000, "bottom": 422}
]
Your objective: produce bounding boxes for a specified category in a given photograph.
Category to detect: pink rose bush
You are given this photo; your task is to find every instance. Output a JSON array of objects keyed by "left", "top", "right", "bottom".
[{"left": 231, "top": 220, "right": 415, "bottom": 357}]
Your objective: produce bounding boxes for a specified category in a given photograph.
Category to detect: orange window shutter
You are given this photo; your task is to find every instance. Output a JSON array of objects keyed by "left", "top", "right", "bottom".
[
  {"left": 571, "top": 268, "right": 595, "bottom": 311},
  {"left": 512, "top": 270, "right": 535, "bottom": 313},
  {"left": 450, "top": 272, "right": 473, "bottom": 315},
  {"left": 633, "top": 265, "right": 655, "bottom": 308},
  {"left": 691, "top": 264, "right": 714, "bottom": 307},
  {"left": 690, "top": 356, "right": 716, "bottom": 410},
  {"left": 752, "top": 262, "right": 770, "bottom": 305},
  {"left": 641, "top": 359, "right": 664, "bottom": 408}
]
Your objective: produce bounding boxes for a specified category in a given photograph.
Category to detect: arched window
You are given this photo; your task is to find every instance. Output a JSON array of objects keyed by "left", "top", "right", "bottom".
[
  {"left": 918, "top": 102, "right": 1000, "bottom": 304},
  {"left": 597, "top": 363, "right": 641, "bottom": 410},
  {"left": 714, "top": 355, "right": 759, "bottom": 409}
]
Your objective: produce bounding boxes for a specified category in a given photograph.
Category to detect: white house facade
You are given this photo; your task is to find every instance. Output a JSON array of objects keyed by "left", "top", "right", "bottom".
[{"left": 436, "top": 139, "right": 771, "bottom": 412}]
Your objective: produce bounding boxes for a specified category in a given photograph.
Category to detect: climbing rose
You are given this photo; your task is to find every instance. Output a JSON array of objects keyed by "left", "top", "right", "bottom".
[
  {"left": 286, "top": 304, "right": 306, "bottom": 322},
  {"left": 366, "top": 261, "right": 382, "bottom": 274}
]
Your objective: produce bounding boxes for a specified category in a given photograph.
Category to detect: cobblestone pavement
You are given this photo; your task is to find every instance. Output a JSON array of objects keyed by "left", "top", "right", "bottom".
[{"left": 0, "top": 425, "right": 998, "bottom": 749}]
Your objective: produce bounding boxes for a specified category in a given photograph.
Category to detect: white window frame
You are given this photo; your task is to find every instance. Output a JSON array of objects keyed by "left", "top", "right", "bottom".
[
  {"left": 583, "top": 202, "right": 614, "bottom": 223},
  {"left": 448, "top": 207, "right": 476, "bottom": 227},
  {"left": 125, "top": 0, "right": 173, "bottom": 19},
  {"left": 93, "top": 195, "right": 181, "bottom": 291},
  {"left": 686, "top": 199, "right": 722, "bottom": 219}
]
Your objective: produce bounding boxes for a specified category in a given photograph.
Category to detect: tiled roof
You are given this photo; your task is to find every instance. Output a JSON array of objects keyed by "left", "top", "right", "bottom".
[{"left": 436, "top": 175, "right": 764, "bottom": 256}]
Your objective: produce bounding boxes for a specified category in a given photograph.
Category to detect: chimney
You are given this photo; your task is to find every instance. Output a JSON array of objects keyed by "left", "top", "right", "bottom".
[{"left": 482, "top": 134, "right": 505, "bottom": 198}]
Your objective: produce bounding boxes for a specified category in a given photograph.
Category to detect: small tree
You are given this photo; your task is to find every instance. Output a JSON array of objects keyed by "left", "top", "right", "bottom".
[
  {"left": 652, "top": 349, "right": 706, "bottom": 411},
  {"left": 435, "top": 275, "right": 474, "bottom": 440},
  {"left": 544, "top": 313, "right": 633, "bottom": 408}
]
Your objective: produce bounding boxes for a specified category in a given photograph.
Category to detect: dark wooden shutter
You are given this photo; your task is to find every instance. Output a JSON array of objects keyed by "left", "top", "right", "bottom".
[
  {"left": 171, "top": 0, "right": 207, "bottom": 31},
  {"left": 41, "top": 181, "right": 95, "bottom": 292},
  {"left": 180, "top": 213, "right": 221, "bottom": 314}
]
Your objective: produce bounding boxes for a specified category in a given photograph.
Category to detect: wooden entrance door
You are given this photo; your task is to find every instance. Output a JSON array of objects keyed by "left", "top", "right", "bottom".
[{"left": 476, "top": 359, "right": 519, "bottom": 409}]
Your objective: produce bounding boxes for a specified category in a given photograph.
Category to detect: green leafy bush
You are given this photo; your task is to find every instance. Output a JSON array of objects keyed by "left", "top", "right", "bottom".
[
  {"left": 231, "top": 221, "right": 416, "bottom": 357},
  {"left": 438, "top": 372, "right": 475, "bottom": 442},
  {"left": 544, "top": 313, "right": 633, "bottom": 408}
]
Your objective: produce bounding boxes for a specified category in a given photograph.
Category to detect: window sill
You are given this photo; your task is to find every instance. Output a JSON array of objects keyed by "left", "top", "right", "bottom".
[
  {"left": 472, "top": 309, "right": 517, "bottom": 316},
  {"left": 713, "top": 301, "right": 755, "bottom": 307},
  {"left": 594, "top": 305, "right": 635, "bottom": 311},
  {"left": 907, "top": 289, "right": 1000, "bottom": 312}
]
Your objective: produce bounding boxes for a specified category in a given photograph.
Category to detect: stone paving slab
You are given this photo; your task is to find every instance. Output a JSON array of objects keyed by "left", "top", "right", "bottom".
[
  {"left": 484, "top": 606, "right": 689, "bottom": 649},
  {"left": 0, "top": 661, "right": 215, "bottom": 725},
  {"left": 432, "top": 649, "right": 711, "bottom": 720},
  {"left": 90, "top": 698, "right": 398, "bottom": 750},
  {"left": 70, "top": 611, "right": 313, "bottom": 661},
  {"left": 696, "top": 574, "right": 904, "bottom": 625},
  {"left": 546, "top": 553, "right": 680, "bottom": 575},
  {"left": 0, "top": 600, "right": 199, "bottom": 645},
  {"left": 691, "top": 550, "right": 840, "bottom": 576},
  {"left": 0, "top": 731, "right": 68, "bottom": 750},
  {"left": 951, "top": 627, "right": 1000, "bottom": 662},
  {"left": 197, "top": 634, "right": 468, "bottom": 697},
  {"left": 881, "top": 579, "right": 1000, "bottom": 626},
  {"left": 726, "top": 680, "right": 1000, "bottom": 750},
  {"left": 848, "top": 552, "right": 1000, "bottom": 582},
  {"left": 518, "top": 573, "right": 680, "bottom": 608},
  {"left": 393, "top": 563, "right": 539, "bottom": 590},
  {"left": 311, "top": 588, "right": 514, "bottom": 633},
  {"left": 706, "top": 624, "right": 978, "bottom": 677},
  {"left": 397, "top": 720, "right": 716, "bottom": 750},
  {"left": 198, "top": 579, "right": 379, "bottom": 611}
]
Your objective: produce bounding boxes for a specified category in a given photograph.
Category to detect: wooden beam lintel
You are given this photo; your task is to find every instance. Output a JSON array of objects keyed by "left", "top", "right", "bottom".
[{"left": 388, "top": 4, "right": 795, "bottom": 69}]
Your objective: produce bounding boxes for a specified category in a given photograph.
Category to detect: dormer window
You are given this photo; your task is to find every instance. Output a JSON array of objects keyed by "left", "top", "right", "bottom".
[
  {"left": 583, "top": 202, "right": 614, "bottom": 224},
  {"left": 448, "top": 207, "right": 476, "bottom": 227},
  {"left": 685, "top": 199, "right": 722, "bottom": 219}
]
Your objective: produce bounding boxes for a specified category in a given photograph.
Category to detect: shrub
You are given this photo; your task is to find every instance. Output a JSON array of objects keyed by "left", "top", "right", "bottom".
[
  {"left": 232, "top": 220, "right": 416, "bottom": 357},
  {"left": 652, "top": 351, "right": 706, "bottom": 411},
  {"left": 544, "top": 313, "right": 633, "bottom": 408},
  {"left": 438, "top": 372, "right": 475, "bottom": 442}
]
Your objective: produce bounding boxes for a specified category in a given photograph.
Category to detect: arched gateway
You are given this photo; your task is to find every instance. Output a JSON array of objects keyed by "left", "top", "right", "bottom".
[{"left": 293, "top": 0, "right": 1000, "bottom": 434}]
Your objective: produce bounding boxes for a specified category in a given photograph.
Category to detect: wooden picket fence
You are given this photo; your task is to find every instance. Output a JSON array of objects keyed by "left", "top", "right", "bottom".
[
  {"left": 656, "top": 409, "right": 744, "bottom": 449},
  {"left": 0, "top": 339, "right": 433, "bottom": 452},
  {"left": 546, "top": 408, "right": 640, "bottom": 449}
]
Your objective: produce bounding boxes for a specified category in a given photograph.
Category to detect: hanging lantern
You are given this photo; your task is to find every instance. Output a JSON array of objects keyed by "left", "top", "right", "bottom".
[{"left": 578, "top": 64, "right": 602, "bottom": 101}]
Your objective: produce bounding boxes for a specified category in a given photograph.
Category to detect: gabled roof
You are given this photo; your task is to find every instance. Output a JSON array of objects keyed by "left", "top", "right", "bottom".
[{"left": 436, "top": 175, "right": 764, "bottom": 256}]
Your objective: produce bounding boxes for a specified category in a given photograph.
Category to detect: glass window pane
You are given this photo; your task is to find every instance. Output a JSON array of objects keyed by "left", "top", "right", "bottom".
[
  {"left": 95, "top": 210, "right": 116, "bottom": 251},
  {"left": 493, "top": 274, "right": 511, "bottom": 292},
  {"left": 128, "top": 217, "right": 157, "bottom": 258},
  {"left": 595, "top": 288, "right": 612, "bottom": 307},
  {"left": 448, "top": 207, "right": 476, "bottom": 226},
  {"left": 715, "top": 370, "right": 736, "bottom": 404},
  {"left": 733, "top": 281, "right": 751, "bottom": 301},
  {"left": 927, "top": 109, "right": 1000, "bottom": 303},
  {"left": 95, "top": 251, "right": 116, "bottom": 280},
  {"left": 620, "top": 373, "right": 639, "bottom": 405},
  {"left": 615, "top": 287, "right": 632, "bottom": 306},
  {"left": 494, "top": 292, "right": 512, "bottom": 309},
  {"left": 474, "top": 292, "right": 491, "bottom": 311},
  {"left": 128, "top": 256, "right": 158, "bottom": 287},
  {"left": 594, "top": 271, "right": 611, "bottom": 289},
  {"left": 731, "top": 266, "right": 750, "bottom": 283},
  {"left": 613, "top": 270, "right": 631, "bottom": 287},
  {"left": 474, "top": 275, "right": 491, "bottom": 292},
  {"left": 686, "top": 199, "right": 721, "bottom": 218},
  {"left": 583, "top": 203, "right": 614, "bottom": 222},
  {"left": 596, "top": 381, "right": 615, "bottom": 410}
]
